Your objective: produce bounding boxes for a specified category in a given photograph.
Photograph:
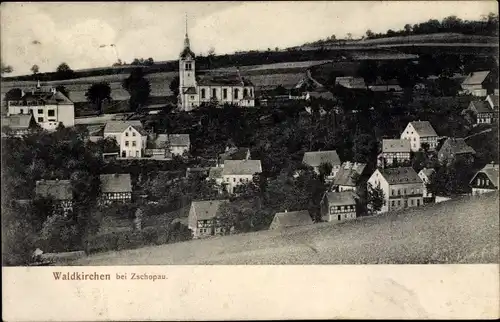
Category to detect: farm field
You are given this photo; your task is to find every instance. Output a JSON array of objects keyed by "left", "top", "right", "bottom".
[{"left": 70, "top": 192, "right": 499, "bottom": 265}]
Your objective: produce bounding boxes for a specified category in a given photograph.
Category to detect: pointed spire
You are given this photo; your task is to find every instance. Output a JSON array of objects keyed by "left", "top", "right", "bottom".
[{"left": 184, "top": 13, "right": 190, "bottom": 49}]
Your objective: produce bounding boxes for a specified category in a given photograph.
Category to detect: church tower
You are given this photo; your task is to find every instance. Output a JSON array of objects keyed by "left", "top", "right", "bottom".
[{"left": 179, "top": 14, "right": 197, "bottom": 110}]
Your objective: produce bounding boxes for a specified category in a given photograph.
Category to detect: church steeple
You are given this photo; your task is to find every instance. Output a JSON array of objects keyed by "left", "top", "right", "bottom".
[
  {"left": 184, "top": 13, "right": 190, "bottom": 49},
  {"left": 180, "top": 13, "right": 195, "bottom": 59}
]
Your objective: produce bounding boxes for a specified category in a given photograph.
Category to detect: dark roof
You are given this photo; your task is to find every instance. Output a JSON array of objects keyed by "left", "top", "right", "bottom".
[
  {"left": 16, "top": 89, "right": 73, "bottom": 105},
  {"left": 100, "top": 174, "right": 132, "bottom": 193},
  {"left": 168, "top": 134, "right": 190, "bottom": 146},
  {"left": 190, "top": 200, "right": 228, "bottom": 220},
  {"left": 440, "top": 138, "right": 476, "bottom": 155},
  {"left": 470, "top": 163, "right": 499, "bottom": 188},
  {"left": 183, "top": 87, "right": 197, "bottom": 94},
  {"left": 410, "top": 121, "right": 438, "bottom": 137},
  {"left": 470, "top": 101, "right": 493, "bottom": 114},
  {"left": 333, "top": 168, "right": 360, "bottom": 187},
  {"left": 103, "top": 120, "right": 147, "bottom": 135},
  {"left": 35, "top": 180, "right": 73, "bottom": 200},
  {"left": 2, "top": 114, "right": 35, "bottom": 130},
  {"left": 222, "top": 160, "right": 262, "bottom": 175},
  {"left": 271, "top": 210, "right": 313, "bottom": 228},
  {"left": 219, "top": 147, "right": 250, "bottom": 162},
  {"left": 197, "top": 73, "right": 253, "bottom": 87},
  {"left": 208, "top": 167, "right": 223, "bottom": 179},
  {"left": 486, "top": 94, "right": 499, "bottom": 109},
  {"left": 303, "top": 150, "right": 341, "bottom": 168},
  {"left": 462, "top": 71, "right": 490, "bottom": 85},
  {"left": 382, "top": 139, "right": 411, "bottom": 153},
  {"left": 324, "top": 191, "right": 358, "bottom": 206},
  {"left": 180, "top": 47, "right": 195, "bottom": 59},
  {"left": 378, "top": 167, "right": 423, "bottom": 185}
]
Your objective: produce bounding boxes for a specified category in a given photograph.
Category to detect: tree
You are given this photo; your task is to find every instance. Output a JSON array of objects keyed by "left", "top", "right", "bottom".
[
  {"left": 1, "top": 61, "right": 13, "bottom": 75},
  {"left": 145, "top": 57, "right": 154, "bottom": 66},
  {"left": 31, "top": 64, "right": 40, "bottom": 75},
  {"left": 122, "top": 68, "right": 151, "bottom": 111},
  {"left": 352, "top": 132, "right": 378, "bottom": 164},
  {"left": 365, "top": 29, "right": 375, "bottom": 39},
  {"left": 358, "top": 60, "right": 378, "bottom": 85},
  {"left": 367, "top": 183, "right": 385, "bottom": 213},
  {"left": 85, "top": 82, "right": 111, "bottom": 115},
  {"left": 55, "top": 62, "right": 74, "bottom": 79},
  {"left": 3, "top": 88, "right": 23, "bottom": 103},
  {"left": 346, "top": 33, "right": 353, "bottom": 40},
  {"left": 404, "top": 24, "right": 412, "bottom": 35},
  {"left": 54, "top": 86, "right": 69, "bottom": 99},
  {"left": 169, "top": 76, "right": 180, "bottom": 98},
  {"left": 318, "top": 162, "right": 333, "bottom": 183}
]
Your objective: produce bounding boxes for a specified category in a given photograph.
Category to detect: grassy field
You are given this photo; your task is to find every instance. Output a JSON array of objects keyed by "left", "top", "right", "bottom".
[{"left": 69, "top": 192, "right": 499, "bottom": 265}]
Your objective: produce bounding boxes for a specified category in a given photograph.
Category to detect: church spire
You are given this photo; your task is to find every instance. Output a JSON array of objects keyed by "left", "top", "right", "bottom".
[{"left": 184, "top": 13, "right": 190, "bottom": 49}]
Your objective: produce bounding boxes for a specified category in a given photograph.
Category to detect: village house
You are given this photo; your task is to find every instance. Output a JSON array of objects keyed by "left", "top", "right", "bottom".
[
  {"left": 1, "top": 113, "right": 38, "bottom": 137},
  {"left": 168, "top": 134, "right": 191, "bottom": 156},
  {"left": 35, "top": 179, "right": 73, "bottom": 215},
  {"left": 418, "top": 168, "right": 435, "bottom": 199},
  {"left": 178, "top": 20, "right": 255, "bottom": 111},
  {"left": 103, "top": 121, "right": 148, "bottom": 158},
  {"left": 145, "top": 133, "right": 190, "bottom": 159},
  {"left": 269, "top": 210, "right": 313, "bottom": 230},
  {"left": 320, "top": 190, "right": 358, "bottom": 222},
  {"left": 367, "top": 167, "right": 424, "bottom": 214},
  {"left": 438, "top": 138, "right": 476, "bottom": 164},
  {"left": 302, "top": 150, "right": 342, "bottom": 179},
  {"left": 6, "top": 82, "right": 75, "bottom": 131},
  {"left": 400, "top": 121, "right": 438, "bottom": 152},
  {"left": 335, "top": 76, "right": 367, "bottom": 89},
  {"left": 486, "top": 93, "right": 499, "bottom": 110},
  {"left": 368, "top": 78, "right": 402, "bottom": 92},
  {"left": 378, "top": 139, "right": 411, "bottom": 167},
  {"left": 221, "top": 160, "right": 262, "bottom": 194},
  {"left": 465, "top": 100, "right": 496, "bottom": 124},
  {"left": 99, "top": 173, "right": 132, "bottom": 204},
  {"left": 460, "top": 70, "right": 494, "bottom": 97},
  {"left": 469, "top": 163, "right": 499, "bottom": 196},
  {"left": 187, "top": 199, "right": 229, "bottom": 238},
  {"left": 331, "top": 162, "right": 367, "bottom": 193}
]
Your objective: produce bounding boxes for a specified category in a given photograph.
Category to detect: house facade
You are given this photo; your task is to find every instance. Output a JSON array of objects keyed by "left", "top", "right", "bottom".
[
  {"left": 35, "top": 179, "right": 73, "bottom": 214},
  {"left": 469, "top": 163, "right": 499, "bottom": 195},
  {"left": 187, "top": 200, "right": 229, "bottom": 238},
  {"left": 168, "top": 134, "right": 190, "bottom": 156},
  {"left": 438, "top": 138, "right": 476, "bottom": 164},
  {"left": 221, "top": 160, "right": 262, "bottom": 194},
  {"left": 378, "top": 139, "right": 411, "bottom": 167},
  {"left": 178, "top": 21, "right": 255, "bottom": 111},
  {"left": 269, "top": 210, "right": 313, "bottom": 230},
  {"left": 103, "top": 121, "right": 148, "bottom": 158},
  {"left": 6, "top": 84, "right": 74, "bottom": 131},
  {"left": 331, "top": 162, "right": 366, "bottom": 193},
  {"left": 302, "top": 150, "right": 342, "bottom": 179},
  {"left": 99, "top": 173, "right": 132, "bottom": 204},
  {"left": 467, "top": 101, "right": 496, "bottom": 124},
  {"left": 400, "top": 121, "right": 438, "bottom": 152},
  {"left": 320, "top": 191, "right": 358, "bottom": 222},
  {"left": 460, "top": 70, "right": 493, "bottom": 97},
  {"left": 367, "top": 167, "right": 424, "bottom": 214}
]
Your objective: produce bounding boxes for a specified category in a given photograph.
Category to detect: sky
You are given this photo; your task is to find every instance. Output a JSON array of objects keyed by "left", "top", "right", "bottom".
[{"left": 1, "top": 1, "right": 498, "bottom": 76}]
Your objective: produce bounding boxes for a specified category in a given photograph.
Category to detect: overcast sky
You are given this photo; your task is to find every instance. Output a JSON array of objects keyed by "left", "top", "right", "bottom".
[{"left": 1, "top": 1, "right": 497, "bottom": 76}]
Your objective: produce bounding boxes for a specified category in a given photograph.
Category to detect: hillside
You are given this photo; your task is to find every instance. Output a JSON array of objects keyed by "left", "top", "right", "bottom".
[{"left": 70, "top": 192, "right": 499, "bottom": 265}]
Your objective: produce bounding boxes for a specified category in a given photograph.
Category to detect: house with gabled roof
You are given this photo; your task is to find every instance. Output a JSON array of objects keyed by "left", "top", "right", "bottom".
[
  {"left": 269, "top": 210, "right": 313, "bottom": 230},
  {"left": 1, "top": 113, "right": 38, "bottom": 137},
  {"left": 400, "top": 120, "right": 438, "bottom": 152},
  {"left": 461, "top": 70, "right": 493, "bottom": 97},
  {"left": 320, "top": 191, "right": 358, "bottom": 222},
  {"left": 331, "top": 162, "right": 367, "bottom": 193},
  {"left": 438, "top": 138, "right": 476, "bottom": 164},
  {"left": 187, "top": 199, "right": 229, "bottom": 238},
  {"left": 367, "top": 167, "right": 424, "bottom": 213},
  {"left": 99, "top": 173, "right": 132, "bottom": 204},
  {"left": 302, "top": 150, "right": 342, "bottom": 179},
  {"left": 378, "top": 139, "right": 411, "bottom": 167},
  {"left": 168, "top": 134, "right": 190, "bottom": 156},
  {"left": 35, "top": 179, "right": 73, "bottom": 214},
  {"left": 466, "top": 100, "right": 496, "bottom": 124},
  {"left": 222, "top": 160, "right": 262, "bottom": 194},
  {"left": 486, "top": 94, "right": 499, "bottom": 110},
  {"left": 470, "top": 163, "right": 499, "bottom": 196},
  {"left": 104, "top": 120, "right": 148, "bottom": 158}
]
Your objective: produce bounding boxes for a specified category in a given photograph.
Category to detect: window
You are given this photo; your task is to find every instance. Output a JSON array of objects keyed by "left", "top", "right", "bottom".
[
  {"left": 190, "top": 95, "right": 194, "bottom": 100},
  {"left": 226, "top": 178, "right": 229, "bottom": 182},
  {"left": 38, "top": 109, "right": 43, "bottom": 114},
  {"left": 397, "top": 200, "right": 401, "bottom": 206},
  {"left": 233, "top": 178, "right": 236, "bottom": 182},
  {"left": 411, "top": 199, "right": 414, "bottom": 205},
  {"left": 234, "top": 88, "right": 239, "bottom": 99},
  {"left": 243, "top": 88, "right": 248, "bottom": 97},
  {"left": 404, "top": 188, "right": 407, "bottom": 195},
  {"left": 250, "top": 89, "right": 253, "bottom": 97},
  {"left": 337, "top": 206, "right": 341, "bottom": 211},
  {"left": 417, "top": 199, "right": 420, "bottom": 206},
  {"left": 212, "top": 88, "right": 217, "bottom": 98},
  {"left": 37, "top": 117, "right": 43, "bottom": 122},
  {"left": 185, "top": 63, "right": 192, "bottom": 70},
  {"left": 132, "top": 141, "right": 136, "bottom": 147},
  {"left": 338, "top": 215, "right": 341, "bottom": 221},
  {"left": 413, "top": 137, "right": 416, "bottom": 141},
  {"left": 136, "top": 151, "right": 139, "bottom": 157},
  {"left": 48, "top": 110, "right": 55, "bottom": 117},
  {"left": 223, "top": 88, "right": 227, "bottom": 99},
  {"left": 416, "top": 188, "right": 420, "bottom": 194},
  {"left": 391, "top": 189, "right": 395, "bottom": 196},
  {"left": 201, "top": 88, "right": 206, "bottom": 99},
  {"left": 132, "top": 132, "right": 136, "bottom": 137},
  {"left": 391, "top": 200, "right": 395, "bottom": 207},
  {"left": 125, "top": 132, "right": 129, "bottom": 137},
  {"left": 239, "top": 178, "right": 243, "bottom": 182},
  {"left": 125, "top": 141, "right": 129, "bottom": 147},
  {"left": 397, "top": 189, "right": 401, "bottom": 195}
]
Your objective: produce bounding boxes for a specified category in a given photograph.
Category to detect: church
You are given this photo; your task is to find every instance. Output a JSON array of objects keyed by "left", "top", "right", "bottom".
[{"left": 178, "top": 20, "right": 256, "bottom": 111}]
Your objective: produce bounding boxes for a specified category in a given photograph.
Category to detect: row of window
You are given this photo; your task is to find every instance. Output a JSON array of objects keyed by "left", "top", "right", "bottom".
[
  {"left": 122, "top": 150, "right": 140, "bottom": 157},
  {"left": 200, "top": 88, "right": 253, "bottom": 100},
  {"left": 104, "top": 192, "right": 132, "bottom": 198},
  {"left": 390, "top": 198, "right": 421, "bottom": 207},
  {"left": 124, "top": 131, "right": 137, "bottom": 137},
  {"left": 225, "top": 177, "right": 251, "bottom": 183},
  {"left": 18, "top": 108, "right": 56, "bottom": 116},
  {"left": 391, "top": 188, "right": 421, "bottom": 196},
  {"left": 124, "top": 141, "right": 138, "bottom": 147},
  {"left": 476, "top": 177, "right": 491, "bottom": 186},
  {"left": 330, "top": 205, "right": 355, "bottom": 213}
]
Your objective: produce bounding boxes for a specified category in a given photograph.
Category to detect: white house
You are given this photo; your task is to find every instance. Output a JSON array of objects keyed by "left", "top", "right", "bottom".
[
  {"left": 103, "top": 121, "right": 148, "bottom": 158},
  {"left": 178, "top": 19, "right": 255, "bottom": 111},
  {"left": 6, "top": 83, "right": 74, "bottom": 131},
  {"left": 400, "top": 121, "right": 438, "bottom": 152},
  {"left": 221, "top": 160, "right": 262, "bottom": 194},
  {"left": 367, "top": 167, "right": 425, "bottom": 214},
  {"left": 460, "top": 70, "right": 493, "bottom": 97}
]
